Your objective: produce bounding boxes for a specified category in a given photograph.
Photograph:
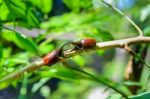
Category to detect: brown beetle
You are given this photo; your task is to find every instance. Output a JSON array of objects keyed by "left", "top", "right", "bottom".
[
  {"left": 44, "top": 38, "right": 96, "bottom": 61},
  {"left": 69, "top": 38, "right": 97, "bottom": 50},
  {"left": 60, "top": 38, "right": 96, "bottom": 58},
  {"left": 43, "top": 49, "right": 62, "bottom": 65},
  {"left": 80, "top": 38, "right": 96, "bottom": 49}
]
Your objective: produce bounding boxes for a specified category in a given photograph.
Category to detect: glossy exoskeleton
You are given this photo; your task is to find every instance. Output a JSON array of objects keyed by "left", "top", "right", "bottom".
[
  {"left": 43, "top": 49, "right": 62, "bottom": 65},
  {"left": 60, "top": 38, "right": 96, "bottom": 57},
  {"left": 68, "top": 38, "right": 96, "bottom": 50}
]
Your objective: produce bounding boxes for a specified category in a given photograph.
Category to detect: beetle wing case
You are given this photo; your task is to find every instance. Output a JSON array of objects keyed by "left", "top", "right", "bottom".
[{"left": 43, "top": 50, "right": 60, "bottom": 65}]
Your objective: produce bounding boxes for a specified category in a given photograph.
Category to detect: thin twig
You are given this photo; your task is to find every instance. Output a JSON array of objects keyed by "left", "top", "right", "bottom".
[
  {"left": 101, "top": 0, "right": 143, "bottom": 36},
  {"left": 124, "top": 45, "right": 150, "bottom": 69}
]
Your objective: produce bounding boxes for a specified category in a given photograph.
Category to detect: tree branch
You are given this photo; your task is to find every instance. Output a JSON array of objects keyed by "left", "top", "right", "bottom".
[
  {"left": 64, "top": 36, "right": 150, "bottom": 57},
  {"left": 1, "top": 36, "right": 150, "bottom": 86},
  {"left": 96, "top": 36, "right": 150, "bottom": 49}
]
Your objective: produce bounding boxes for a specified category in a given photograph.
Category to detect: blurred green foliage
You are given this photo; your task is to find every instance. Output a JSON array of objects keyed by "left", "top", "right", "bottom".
[{"left": 0, "top": 0, "right": 150, "bottom": 99}]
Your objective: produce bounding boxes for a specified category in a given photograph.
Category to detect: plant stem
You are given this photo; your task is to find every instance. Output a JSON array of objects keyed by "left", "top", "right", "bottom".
[
  {"left": 101, "top": 0, "right": 143, "bottom": 36},
  {"left": 124, "top": 45, "right": 150, "bottom": 69}
]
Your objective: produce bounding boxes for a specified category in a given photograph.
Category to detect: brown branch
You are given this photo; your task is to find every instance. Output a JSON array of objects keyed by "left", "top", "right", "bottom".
[
  {"left": 96, "top": 36, "right": 150, "bottom": 49},
  {"left": 1, "top": 36, "right": 150, "bottom": 84}
]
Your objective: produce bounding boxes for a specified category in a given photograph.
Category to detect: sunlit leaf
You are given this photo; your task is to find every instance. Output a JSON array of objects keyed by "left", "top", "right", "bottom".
[
  {"left": 0, "top": 18, "right": 2, "bottom": 32},
  {"left": 4, "top": 47, "right": 13, "bottom": 58},
  {"left": 30, "top": 0, "right": 52, "bottom": 14},
  {"left": 63, "top": 0, "right": 80, "bottom": 12},
  {"left": 40, "top": 13, "right": 76, "bottom": 29},
  {"left": 39, "top": 42, "right": 54, "bottom": 55},
  {"left": 4, "top": 57, "right": 27, "bottom": 67},
  {"left": 39, "top": 63, "right": 131, "bottom": 96},
  {"left": 4, "top": 0, "right": 39, "bottom": 27},
  {"left": 143, "top": 26, "right": 150, "bottom": 36},
  {"left": 4, "top": 0, "right": 25, "bottom": 18},
  {"left": 2, "top": 31, "right": 39, "bottom": 54},
  {"left": 82, "top": 28, "right": 113, "bottom": 41},
  {"left": 15, "top": 33, "right": 39, "bottom": 53},
  {"left": 31, "top": 78, "right": 50, "bottom": 93},
  {"left": 0, "top": 81, "right": 11, "bottom": 90},
  {"left": 140, "top": 4, "right": 150, "bottom": 22},
  {"left": 123, "top": 81, "right": 142, "bottom": 86},
  {"left": 0, "top": 43, "right": 2, "bottom": 59},
  {"left": 107, "top": 94, "right": 122, "bottom": 99},
  {"left": 0, "top": 0, "right": 2, "bottom": 4},
  {"left": 96, "top": 28, "right": 114, "bottom": 41},
  {"left": 63, "top": 0, "right": 92, "bottom": 12},
  {"left": 73, "top": 55, "right": 86, "bottom": 66},
  {"left": 0, "top": 2, "right": 9, "bottom": 20},
  {"left": 40, "top": 85, "right": 51, "bottom": 98},
  {"left": 18, "top": 76, "right": 28, "bottom": 99},
  {"left": 39, "top": 66, "right": 85, "bottom": 81},
  {"left": 26, "top": 10, "right": 40, "bottom": 28}
]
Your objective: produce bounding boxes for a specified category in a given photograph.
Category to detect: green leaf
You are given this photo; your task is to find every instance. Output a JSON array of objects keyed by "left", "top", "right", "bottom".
[
  {"left": 18, "top": 76, "right": 28, "bottom": 99},
  {"left": 0, "top": 81, "right": 11, "bottom": 90},
  {"left": 39, "top": 66, "right": 85, "bottom": 81},
  {"left": 2, "top": 31, "right": 39, "bottom": 54},
  {"left": 129, "top": 91, "right": 150, "bottom": 99},
  {"left": 4, "top": 57, "right": 27, "bottom": 67},
  {"left": 143, "top": 26, "right": 150, "bottom": 36},
  {"left": 39, "top": 0, "right": 52, "bottom": 13},
  {"left": 63, "top": 0, "right": 91, "bottom": 12},
  {"left": 96, "top": 29, "right": 114, "bottom": 41},
  {"left": 31, "top": 78, "right": 50, "bottom": 93},
  {"left": 0, "top": 18, "right": 2, "bottom": 32},
  {"left": 26, "top": 10, "right": 40, "bottom": 28},
  {"left": 123, "top": 81, "right": 142, "bottom": 86},
  {"left": 41, "top": 13, "right": 76, "bottom": 29},
  {"left": 82, "top": 28, "right": 113, "bottom": 41},
  {"left": 62, "top": 61, "right": 131, "bottom": 97},
  {"left": 30, "top": 0, "right": 52, "bottom": 14},
  {"left": 15, "top": 33, "right": 39, "bottom": 54},
  {"left": 40, "top": 62, "right": 131, "bottom": 96},
  {"left": 63, "top": 0, "right": 80, "bottom": 12},
  {"left": 107, "top": 94, "right": 122, "bottom": 99},
  {"left": 80, "top": 0, "right": 92, "bottom": 8},
  {"left": 0, "top": 43, "right": 2, "bottom": 59},
  {"left": 4, "top": 0, "right": 39, "bottom": 27},
  {"left": 0, "top": 0, "right": 2, "bottom": 4},
  {"left": 4, "top": 0, "right": 25, "bottom": 18},
  {"left": 73, "top": 55, "right": 86, "bottom": 67},
  {"left": 40, "top": 85, "right": 50, "bottom": 98},
  {"left": 96, "top": 76, "right": 131, "bottom": 97},
  {"left": 0, "top": 2, "right": 9, "bottom": 20},
  {"left": 39, "top": 42, "right": 54, "bottom": 55},
  {"left": 140, "top": 4, "right": 150, "bottom": 22}
]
